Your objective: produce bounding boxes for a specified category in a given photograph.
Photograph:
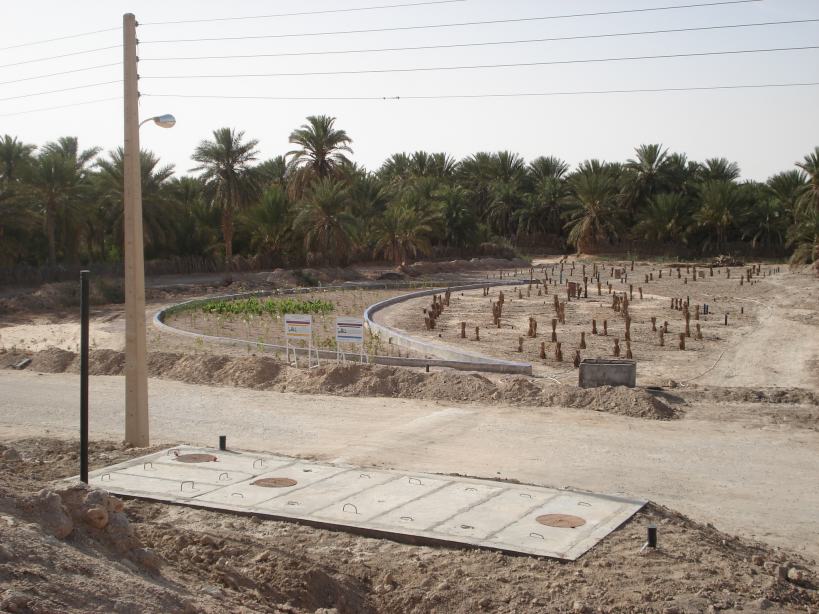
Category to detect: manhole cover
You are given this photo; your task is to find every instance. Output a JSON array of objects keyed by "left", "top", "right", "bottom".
[
  {"left": 252, "top": 477, "right": 298, "bottom": 488},
  {"left": 536, "top": 514, "right": 586, "bottom": 529},
  {"left": 173, "top": 453, "right": 218, "bottom": 463}
]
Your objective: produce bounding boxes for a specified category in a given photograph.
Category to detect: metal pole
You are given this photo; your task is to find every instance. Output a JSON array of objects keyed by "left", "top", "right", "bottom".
[
  {"left": 123, "top": 13, "right": 149, "bottom": 447},
  {"left": 80, "top": 270, "right": 90, "bottom": 484}
]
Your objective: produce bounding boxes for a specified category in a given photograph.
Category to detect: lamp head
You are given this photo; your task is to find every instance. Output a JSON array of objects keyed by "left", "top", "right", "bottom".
[{"left": 153, "top": 114, "right": 176, "bottom": 128}]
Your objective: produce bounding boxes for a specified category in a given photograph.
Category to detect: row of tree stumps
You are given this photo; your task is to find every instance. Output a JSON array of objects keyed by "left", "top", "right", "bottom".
[{"left": 431, "top": 259, "right": 780, "bottom": 370}]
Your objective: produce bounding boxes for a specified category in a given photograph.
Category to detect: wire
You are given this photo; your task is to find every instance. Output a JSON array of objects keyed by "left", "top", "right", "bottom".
[
  {"left": 0, "top": 80, "right": 122, "bottom": 103},
  {"left": 0, "top": 63, "right": 119, "bottom": 86},
  {"left": 0, "top": 96, "right": 121, "bottom": 118},
  {"left": 0, "top": 27, "right": 119, "bottom": 52},
  {"left": 0, "top": 45, "right": 120, "bottom": 71},
  {"left": 140, "top": 0, "right": 765, "bottom": 44},
  {"left": 140, "top": 18, "right": 819, "bottom": 62},
  {"left": 142, "top": 82, "right": 819, "bottom": 101},
  {"left": 142, "top": 45, "right": 819, "bottom": 80},
  {"left": 141, "top": 0, "right": 468, "bottom": 26}
]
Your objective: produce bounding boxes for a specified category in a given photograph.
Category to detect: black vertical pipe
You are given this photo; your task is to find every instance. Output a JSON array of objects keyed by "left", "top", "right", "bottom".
[{"left": 80, "top": 270, "right": 90, "bottom": 484}]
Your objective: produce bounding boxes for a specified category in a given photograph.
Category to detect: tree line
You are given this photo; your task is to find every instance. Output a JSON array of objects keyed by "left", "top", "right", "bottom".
[{"left": 1, "top": 115, "right": 817, "bottom": 271}]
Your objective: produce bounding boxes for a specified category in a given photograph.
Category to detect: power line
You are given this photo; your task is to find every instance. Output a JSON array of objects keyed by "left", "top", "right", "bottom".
[
  {"left": 141, "top": 0, "right": 468, "bottom": 26},
  {"left": 0, "top": 63, "right": 119, "bottom": 86},
  {"left": 142, "top": 82, "right": 819, "bottom": 102},
  {"left": 142, "top": 45, "right": 819, "bottom": 80},
  {"left": 140, "top": 0, "right": 764, "bottom": 44},
  {"left": 0, "top": 96, "right": 121, "bottom": 118},
  {"left": 140, "top": 18, "right": 819, "bottom": 62},
  {"left": 0, "top": 27, "right": 119, "bottom": 52},
  {"left": 0, "top": 80, "right": 122, "bottom": 103},
  {"left": 0, "top": 45, "right": 120, "bottom": 71}
]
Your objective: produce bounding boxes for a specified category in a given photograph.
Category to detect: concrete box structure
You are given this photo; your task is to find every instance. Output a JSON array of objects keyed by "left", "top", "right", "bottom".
[{"left": 578, "top": 358, "right": 636, "bottom": 388}]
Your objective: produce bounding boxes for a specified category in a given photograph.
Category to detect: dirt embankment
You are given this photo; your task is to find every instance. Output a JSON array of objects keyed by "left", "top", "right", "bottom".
[
  {"left": 1, "top": 438, "right": 817, "bottom": 613},
  {"left": 16, "top": 347, "right": 678, "bottom": 420}
]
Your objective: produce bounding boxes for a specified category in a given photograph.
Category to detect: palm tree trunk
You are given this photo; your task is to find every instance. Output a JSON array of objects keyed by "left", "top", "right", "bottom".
[
  {"left": 222, "top": 210, "right": 234, "bottom": 283},
  {"left": 46, "top": 202, "right": 57, "bottom": 267}
]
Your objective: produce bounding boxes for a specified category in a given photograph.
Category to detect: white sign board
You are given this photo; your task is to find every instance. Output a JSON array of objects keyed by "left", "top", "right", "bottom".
[
  {"left": 284, "top": 314, "right": 312, "bottom": 340},
  {"left": 335, "top": 317, "right": 364, "bottom": 345}
]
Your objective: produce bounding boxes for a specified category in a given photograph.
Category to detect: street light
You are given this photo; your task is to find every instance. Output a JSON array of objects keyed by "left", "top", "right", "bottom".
[{"left": 139, "top": 114, "right": 176, "bottom": 129}]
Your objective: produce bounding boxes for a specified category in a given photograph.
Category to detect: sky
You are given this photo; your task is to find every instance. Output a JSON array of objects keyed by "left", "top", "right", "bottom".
[{"left": 1, "top": 0, "right": 818, "bottom": 181}]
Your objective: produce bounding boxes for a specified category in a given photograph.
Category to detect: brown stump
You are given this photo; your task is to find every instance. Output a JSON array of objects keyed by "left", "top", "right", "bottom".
[
  {"left": 573, "top": 350, "right": 581, "bottom": 369},
  {"left": 639, "top": 287, "right": 643, "bottom": 299},
  {"left": 580, "top": 331, "right": 587, "bottom": 349},
  {"left": 679, "top": 333, "right": 686, "bottom": 350},
  {"left": 460, "top": 322, "right": 466, "bottom": 339},
  {"left": 592, "top": 319, "right": 598, "bottom": 335},
  {"left": 613, "top": 338, "right": 621, "bottom": 357},
  {"left": 603, "top": 320, "right": 608, "bottom": 336},
  {"left": 629, "top": 284, "right": 633, "bottom": 300},
  {"left": 625, "top": 317, "right": 631, "bottom": 342},
  {"left": 597, "top": 281, "right": 601, "bottom": 296},
  {"left": 539, "top": 342, "right": 546, "bottom": 359},
  {"left": 651, "top": 316, "right": 657, "bottom": 332},
  {"left": 517, "top": 337, "right": 523, "bottom": 353},
  {"left": 555, "top": 342, "right": 563, "bottom": 362},
  {"left": 695, "top": 306, "right": 700, "bottom": 321},
  {"left": 663, "top": 321, "right": 669, "bottom": 333},
  {"left": 475, "top": 326, "right": 480, "bottom": 341},
  {"left": 696, "top": 323, "right": 703, "bottom": 340},
  {"left": 659, "top": 330, "right": 665, "bottom": 347},
  {"left": 626, "top": 341, "right": 633, "bottom": 359},
  {"left": 551, "top": 318, "right": 558, "bottom": 342}
]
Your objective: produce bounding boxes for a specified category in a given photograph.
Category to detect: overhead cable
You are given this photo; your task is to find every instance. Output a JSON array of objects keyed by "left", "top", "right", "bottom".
[
  {"left": 140, "top": 1, "right": 765, "bottom": 44},
  {"left": 140, "top": 19, "right": 819, "bottom": 62},
  {"left": 142, "top": 45, "right": 819, "bottom": 80},
  {"left": 142, "top": 82, "right": 819, "bottom": 102},
  {"left": 140, "top": 0, "right": 468, "bottom": 26}
]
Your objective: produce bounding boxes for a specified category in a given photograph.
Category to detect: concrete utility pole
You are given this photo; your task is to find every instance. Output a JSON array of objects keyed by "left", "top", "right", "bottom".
[{"left": 122, "top": 13, "right": 149, "bottom": 447}]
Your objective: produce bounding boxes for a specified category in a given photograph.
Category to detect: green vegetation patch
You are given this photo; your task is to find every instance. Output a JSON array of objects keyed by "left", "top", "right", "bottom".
[{"left": 198, "top": 296, "right": 334, "bottom": 317}]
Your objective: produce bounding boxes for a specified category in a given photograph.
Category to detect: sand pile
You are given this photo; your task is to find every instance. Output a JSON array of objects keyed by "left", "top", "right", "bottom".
[
  {"left": 17, "top": 348, "right": 679, "bottom": 420},
  {"left": 686, "top": 385, "right": 819, "bottom": 406}
]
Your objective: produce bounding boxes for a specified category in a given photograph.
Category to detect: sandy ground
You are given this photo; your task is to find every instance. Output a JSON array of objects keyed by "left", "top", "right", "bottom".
[
  {"left": 1, "top": 370, "right": 817, "bottom": 564},
  {"left": 2, "top": 440, "right": 816, "bottom": 614},
  {"left": 375, "top": 263, "right": 819, "bottom": 387}
]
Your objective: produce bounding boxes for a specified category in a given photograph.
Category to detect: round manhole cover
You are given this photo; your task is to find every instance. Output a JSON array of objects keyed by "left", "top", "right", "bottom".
[
  {"left": 252, "top": 477, "right": 298, "bottom": 488},
  {"left": 536, "top": 514, "right": 586, "bottom": 529},
  {"left": 173, "top": 453, "right": 218, "bottom": 463}
]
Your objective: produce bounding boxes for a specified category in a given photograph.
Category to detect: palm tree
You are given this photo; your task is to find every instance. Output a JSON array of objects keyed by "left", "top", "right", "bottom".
[
  {"left": 563, "top": 171, "right": 621, "bottom": 254},
  {"left": 694, "top": 181, "right": 742, "bottom": 253},
  {"left": 95, "top": 148, "right": 176, "bottom": 255},
  {"left": 23, "top": 138, "right": 98, "bottom": 266},
  {"left": 0, "top": 135, "right": 36, "bottom": 185},
  {"left": 794, "top": 147, "right": 819, "bottom": 263},
  {"left": 700, "top": 158, "right": 741, "bottom": 182},
  {"left": 292, "top": 177, "right": 358, "bottom": 265},
  {"left": 239, "top": 186, "right": 292, "bottom": 262},
  {"left": 191, "top": 127, "right": 260, "bottom": 275},
  {"left": 433, "top": 184, "right": 477, "bottom": 248},
  {"left": 374, "top": 202, "right": 436, "bottom": 265},
  {"left": 634, "top": 193, "right": 689, "bottom": 244},
  {"left": 286, "top": 115, "right": 352, "bottom": 197},
  {"left": 622, "top": 144, "right": 671, "bottom": 219}
]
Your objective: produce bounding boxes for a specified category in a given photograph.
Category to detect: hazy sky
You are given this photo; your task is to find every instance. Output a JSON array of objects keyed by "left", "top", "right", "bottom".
[{"left": 1, "top": 0, "right": 818, "bottom": 181}]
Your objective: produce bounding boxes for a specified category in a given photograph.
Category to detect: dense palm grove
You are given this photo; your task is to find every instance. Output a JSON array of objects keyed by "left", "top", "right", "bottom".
[{"left": 1, "top": 115, "right": 817, "bottom": 272}]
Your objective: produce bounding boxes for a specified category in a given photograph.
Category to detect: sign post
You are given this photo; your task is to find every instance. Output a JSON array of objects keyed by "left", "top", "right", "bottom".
[
  {"left": 335, "top": 317, "right": 365, "bottom": 363},
  {"left": 284, "top": 314, "right": 319, "bottom": 368}
]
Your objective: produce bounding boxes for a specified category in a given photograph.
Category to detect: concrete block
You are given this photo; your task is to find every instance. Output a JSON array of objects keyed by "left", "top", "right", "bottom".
[{"left": 578, "top": 359, "right": 636, "bottom": 388}]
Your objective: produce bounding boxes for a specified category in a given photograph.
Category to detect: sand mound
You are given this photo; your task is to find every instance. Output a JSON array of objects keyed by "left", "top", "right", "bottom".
[
  {"left": 687, "top": 386, "right": 819, "bottom": 406},
  {"left": 29, "top": 348, "right": 76, "bottom": 373},
  {"left": 20, "top": 348, "right": 678, "bottom": 419},
  {"left": 214, "top": 356, "right": 282, "bottom": 389}
]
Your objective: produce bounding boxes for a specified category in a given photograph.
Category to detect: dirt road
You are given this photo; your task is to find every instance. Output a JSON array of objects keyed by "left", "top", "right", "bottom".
[{"left": 1, "top": 370, "right": 817, "bottom": 560}]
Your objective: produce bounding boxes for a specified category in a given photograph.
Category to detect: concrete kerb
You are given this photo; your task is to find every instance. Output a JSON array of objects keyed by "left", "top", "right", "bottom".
[
  {"left": 153, "top": 280, "right": 534, "bottom": 375},
  {"left": 364, "top": 281, "right": 534, "bottom": 374}
]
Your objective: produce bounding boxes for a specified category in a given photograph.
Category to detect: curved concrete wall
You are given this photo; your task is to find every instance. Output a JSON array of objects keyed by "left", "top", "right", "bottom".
[
  {"left": 154, "top": 280, "right": 534, "bottom": 375},
  {"left": 363, "top": 281, "right": 532, "bottom": 374}
]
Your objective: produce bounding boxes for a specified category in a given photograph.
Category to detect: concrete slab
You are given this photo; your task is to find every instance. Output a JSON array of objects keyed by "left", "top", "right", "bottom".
[{"left": 80, "top": 446, "right": 645, "bottom": 560}]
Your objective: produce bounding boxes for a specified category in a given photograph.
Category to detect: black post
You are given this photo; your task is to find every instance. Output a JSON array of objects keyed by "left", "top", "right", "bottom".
[{"left": 80, "top": 270, "right": 90, "bottom": 484}]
